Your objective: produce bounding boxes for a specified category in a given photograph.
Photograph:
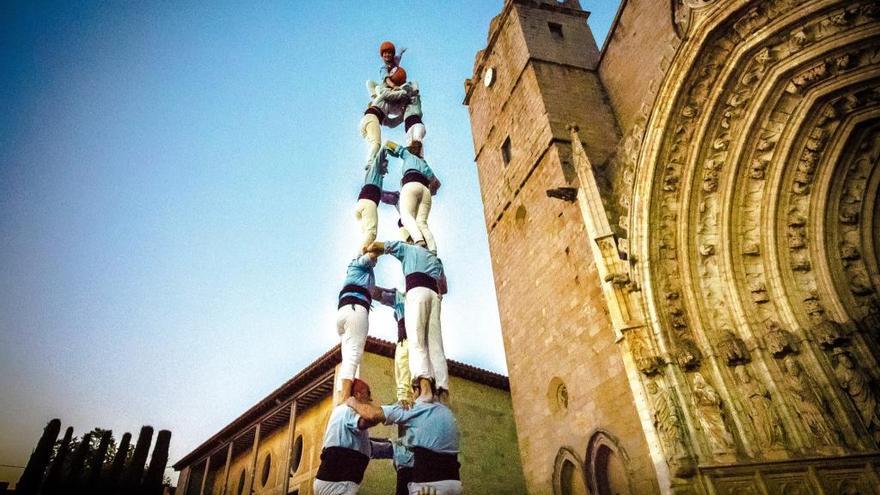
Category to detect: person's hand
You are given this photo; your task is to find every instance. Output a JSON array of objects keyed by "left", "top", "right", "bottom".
[
  {"left": 381, "top": 190, "right": 400, "bottom": 206},
  {"left": 345, "top": 396, "right": 358, "bottom": 408},
  {"left": 398, "top": 399, "right": 413, "bottom": 410}
]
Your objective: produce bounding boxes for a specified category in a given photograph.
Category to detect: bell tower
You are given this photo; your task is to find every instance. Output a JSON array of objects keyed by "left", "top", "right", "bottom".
[{"left": 464, "top": 1, "right": 659, "bottom": 493}]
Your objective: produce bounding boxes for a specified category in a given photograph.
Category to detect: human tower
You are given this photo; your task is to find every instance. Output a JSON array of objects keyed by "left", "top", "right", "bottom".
[{"left": 313, "top": 42, "right": 463, "bottom": 495}]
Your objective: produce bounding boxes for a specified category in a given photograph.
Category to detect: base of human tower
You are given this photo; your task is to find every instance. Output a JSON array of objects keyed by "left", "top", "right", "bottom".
[{"left": 171, "top": 337, "right": 526, "bottom": 494}]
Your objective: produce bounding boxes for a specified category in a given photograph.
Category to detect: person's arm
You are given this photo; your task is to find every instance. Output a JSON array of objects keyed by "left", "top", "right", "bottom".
[
  {"left": 429, "top": 176, "right": 441, "bottom": 195},
  {"left": 355, "top": 253, "right": 378, "bottom": 268},
  {"left": 381, "top": 190, "right": 400, "bottom": 206},
  {"left": 369, "top": 438, "right": 394, "bottom": 459},
  {"left": 384, "top": 140, "right": 404, "bottom": 158},
  {"left": 437, "top": 273, "right": 448, "bottom": 296},
  {"left": 372, "top": 286, "right": 396, "bottom": 308},
  {"left": 382, "top": 86, "right": 410, "bottom": 104},
  {"left": 346, "top": 397, "right": 385, "bottom": 429}
]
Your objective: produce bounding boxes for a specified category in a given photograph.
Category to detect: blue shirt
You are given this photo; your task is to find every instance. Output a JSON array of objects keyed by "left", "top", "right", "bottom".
[
  {"left": 339, "top": 255, "right": 376, "bottom": 304},
  {"left": 364, "top": 148, "right": 387, "bottom": 188},
  {"left": 393, "top": 430, "right": 415, "bottom": 468},
  {"left": 384, "top": 241, "right": 444, "bottom": 278},
  {"left": 386, "top": 145, "right": 435, "bottom": 181},
  {"left": 382, "top": 402, "right": 459, "bottom": 454},
  {"left": 322, "top": 404, "right": 371, "bottom": 458},
  {"left": 393, "top": 290, "right": 405, "bottom": 322}
]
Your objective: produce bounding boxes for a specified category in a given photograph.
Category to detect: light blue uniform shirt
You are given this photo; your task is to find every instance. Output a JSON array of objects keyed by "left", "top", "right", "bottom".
[
  {"left": 386, "top": 146, "right": 435, "bottom": 181},
  {"left": 384, "top": 241, "right": 444, "bottom": 278},
  {"left": 322, "top": 404, "right": 371, "bottom": 458},
  {"left": 393, "top": 290, "right": 406, "bottom": 322},
  {"left": 393, "top": 429, "right": 415, "bottom": 468},
  {"left": 364, "top": 148, "right": 387, "bottom": 188},
  {"left": 339, "top": 255, "right": 377, "bottom": 304},
  {"left": 382, "top": 402, "right": 459, "bottom": 454}
]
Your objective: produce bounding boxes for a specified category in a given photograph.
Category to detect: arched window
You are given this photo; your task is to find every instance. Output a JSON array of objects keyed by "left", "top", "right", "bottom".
[
  {"left": 585, "top": 430, "right": 632, "bottom": 495},
  {"left": 552, "top": 447, "right": 587, "bottom": 495}
]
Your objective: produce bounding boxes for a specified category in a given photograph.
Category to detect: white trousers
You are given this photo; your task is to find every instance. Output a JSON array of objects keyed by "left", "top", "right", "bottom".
[
  {"left": 354, "top": 198, "right": 378, "bottom": 249},
  {"left": 314, "top": 479, "right": 360, "bottom": 495},
  {"left": 337, "top": 304, "right": 369, "bottom": 381},
  {"left": 359, "top": 113, "right": 381, "bottom": 167},
  {"left": 408, "top": 480, "right": 462, "bottom": 495},
  {"left": 400, "top": 182, "right": 436, "bottom": 252},
  {"left": 405, "top": 287, "right": 447, "bottom": 390},
  {"left": 406, "top": 122, "right": 426, "bottom": 145}
]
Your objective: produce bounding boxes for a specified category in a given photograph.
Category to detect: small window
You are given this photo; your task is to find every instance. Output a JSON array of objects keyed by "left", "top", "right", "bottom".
[
  {"left": 260, "top": 453, "right": 272, "bottom": 487},
  {"left": 501, "top": 137, "right": 512, "bottom": 166},
  {"left": 291, "top": 435, "right": 304, "bottom": 473},
  {"left": 549, "top": 22, "right": 564, "bottom": 39}
]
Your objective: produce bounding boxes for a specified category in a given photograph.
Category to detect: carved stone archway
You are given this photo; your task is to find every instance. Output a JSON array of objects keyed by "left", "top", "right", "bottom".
[{"left": 612, "top": 0, "right": 880, "bottom": 490}]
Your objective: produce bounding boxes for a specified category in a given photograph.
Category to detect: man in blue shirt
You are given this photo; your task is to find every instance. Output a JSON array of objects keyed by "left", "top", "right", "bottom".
[
  {"left": 314, "top": 378, "right": 383, "bottom": 495},
  {"left": 336, "top": 252, "right": 379, "bottom": 403},
  {"left": 365, "top": 240, "right": 448, "bottom": 403},
  {"left": 355, "top": 148, "right": 388, "bottom": 251},
  {"left": 351, "top": 398, "right": 462, "bottom": 495},
  {"left": 385, "top": 140, "right": 441, "bottom": 253}
]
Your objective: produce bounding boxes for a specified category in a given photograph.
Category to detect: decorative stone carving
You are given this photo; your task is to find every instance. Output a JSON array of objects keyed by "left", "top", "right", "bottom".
[
  {"left": 765, "top": 321, "right": 797, "bottom": 357},
  {"left": 675, "top": 339, "right": 702, "bottom": 371},
  {"left": 858, "top": 306, "right": 880, "bottom": 333},
  {"left": 647, "top": 380, "right": 696, "bottom": 478},
  {"left": 781, "top": 356, "right": 839, "bottom": 447},
  {"left": 734, "top": 366, "right": 784, "bottom": 451},
  {"left": 833, "top": 350, "right": 880, "bottom": 444},
  {"left": 719, "top": 330, "right": 750, "bottom": 366},
  {"left": 692, "top": 373, "right": 736, "bottom": 454},
  {"left": 749, "top": 281, "right": 769, "bottom": 304},
  {"left": 628, "top": 330, "right": 664, "bottom": 376},
  {"left": 812, "top": 320, "right": 848, "bottom": 349}
]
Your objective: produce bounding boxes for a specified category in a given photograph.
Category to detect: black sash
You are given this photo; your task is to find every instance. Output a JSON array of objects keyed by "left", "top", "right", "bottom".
[
  {"left": 338, "top": 284, "right": 372, "bottom": 310},
  {"left": 316, "top": 446, "right": 370, "bottom": 483},
  {"left": 401, "top": 170, "right": 429, "bottom": 187},
  {"left": 405, "top": 272, "right": 438, "bottom": 292},
  {"left": 411, "top": 447, "right": 460, "bottom": 482},
  {"left": 358, "top": 184, "right": 381, "bottom": 203}
]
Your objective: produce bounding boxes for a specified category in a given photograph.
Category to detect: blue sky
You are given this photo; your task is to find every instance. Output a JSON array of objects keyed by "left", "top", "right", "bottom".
[{"left": 0, "top": 0, "right": 619, "bottom": 484}]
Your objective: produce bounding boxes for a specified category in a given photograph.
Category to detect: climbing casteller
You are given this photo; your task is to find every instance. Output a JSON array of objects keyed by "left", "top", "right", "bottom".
[
  {"left": 335, "top": 251, "right": 379, "bottom": 404},
  {"left": 385, "top": 140, "right": 441, "bottom": 253},
  {"left": 355, "top": 147, "right": 389, "bottom": 251},
  {"left": 373, "top": 285, "right": 414, "bottom": 407},
  {"left": 364, "top": 240, "right": 448, "bottom": 403},
  {"left": 360, "top": 41, "right": 426, "bottom": 167}
]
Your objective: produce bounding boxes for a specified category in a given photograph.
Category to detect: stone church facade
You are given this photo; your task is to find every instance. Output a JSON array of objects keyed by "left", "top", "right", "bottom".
[{"left": 464, "top": 0, "right": 880, "bottom": 493}]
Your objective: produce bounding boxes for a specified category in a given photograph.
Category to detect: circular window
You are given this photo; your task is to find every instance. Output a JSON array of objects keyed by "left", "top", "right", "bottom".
[
  {"left": 260, "top": 452, "right": 271, "bottom": 487},
  {"left": 547, "top": 377, "right": 569, "bottom": 413},
  {"left": 291, "top": 435, "right": 304, "bottom": 473},
  {"left": 235, "top": 469, "right": 245, "bottom": 495}
]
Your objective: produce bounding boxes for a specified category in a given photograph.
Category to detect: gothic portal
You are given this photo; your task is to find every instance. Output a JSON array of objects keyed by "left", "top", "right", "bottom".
[{"left": 464, "top": 1, "right": 880, "bottom": 493}]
